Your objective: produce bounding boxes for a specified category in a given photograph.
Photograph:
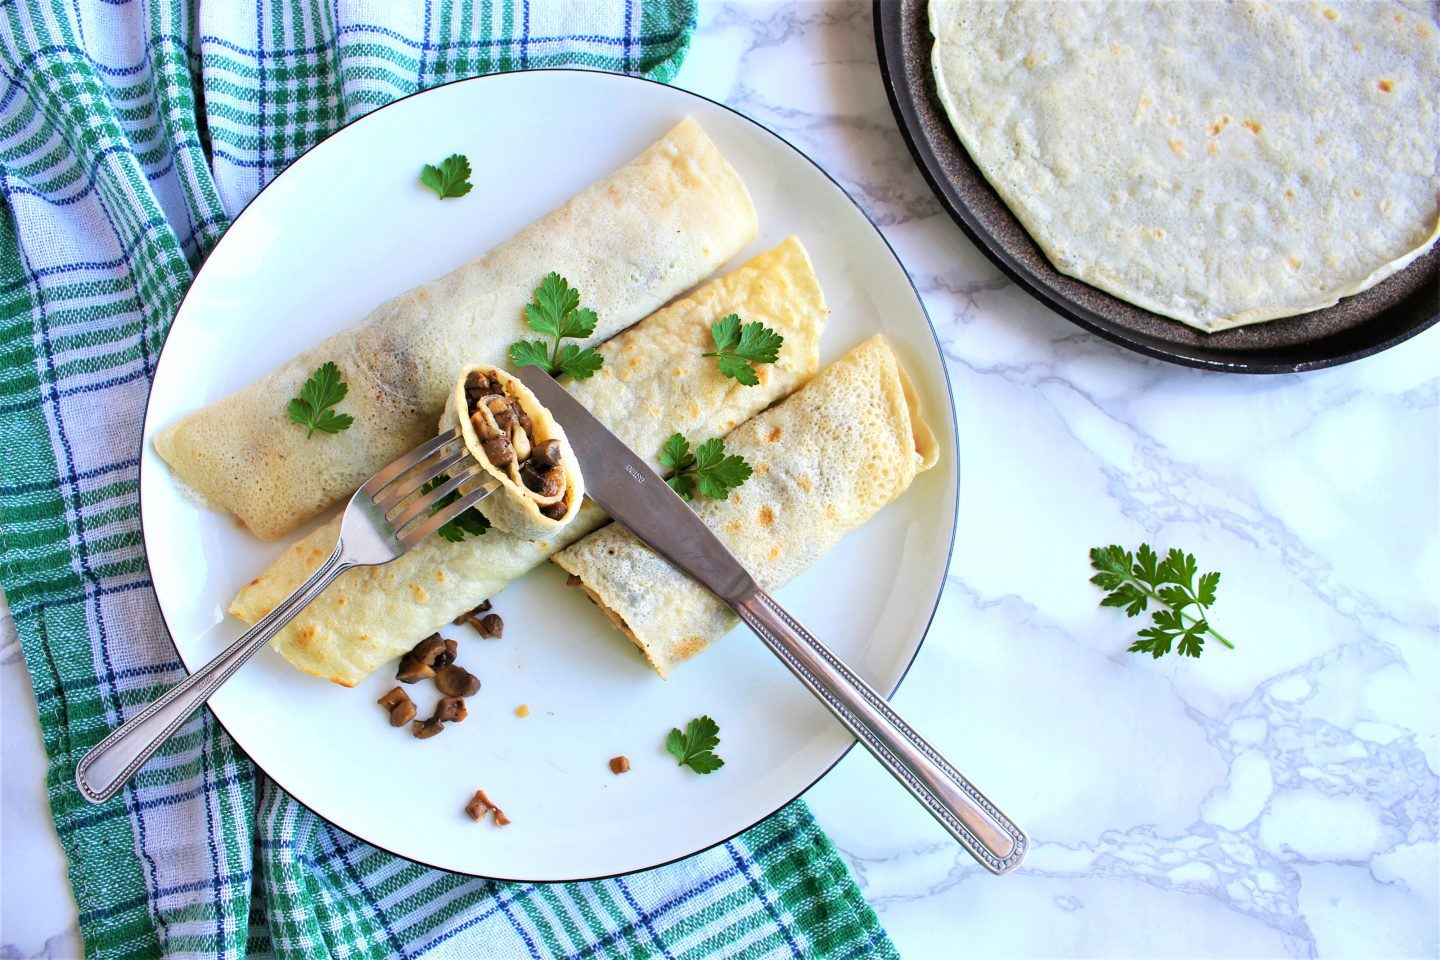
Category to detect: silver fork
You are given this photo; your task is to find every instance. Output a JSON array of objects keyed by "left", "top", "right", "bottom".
[{"left": 75, "top": 428, "right": 499, "bottom": 805}]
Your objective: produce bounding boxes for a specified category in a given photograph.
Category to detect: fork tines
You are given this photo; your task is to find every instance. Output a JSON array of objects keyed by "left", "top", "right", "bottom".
[{"left": 361, "top": 428, "right": 494, "bottom": 547}]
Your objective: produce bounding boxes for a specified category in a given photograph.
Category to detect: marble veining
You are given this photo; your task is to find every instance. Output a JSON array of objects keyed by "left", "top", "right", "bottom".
[{"left": 3, "top": 3, "right": 1436, "bottom": 957}]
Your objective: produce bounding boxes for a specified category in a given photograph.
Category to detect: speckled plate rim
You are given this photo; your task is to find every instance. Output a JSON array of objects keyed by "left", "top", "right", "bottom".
[{"left": 874, "top": 0, "right": 1440, "bottom": 374}]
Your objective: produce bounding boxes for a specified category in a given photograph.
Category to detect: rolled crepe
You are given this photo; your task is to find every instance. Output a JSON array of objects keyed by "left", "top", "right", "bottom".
[
  {"left": 156, "top": 117, "right": 758, "bottom": 540},
  {"left": 552, "top": 334, "right": 938, "bottom": 677},
  {"left": 442, "top": 364, "right": 583, "bottom": 539},
  {"left": 230, "top": 237, "right": 828, "bottom": 685}
]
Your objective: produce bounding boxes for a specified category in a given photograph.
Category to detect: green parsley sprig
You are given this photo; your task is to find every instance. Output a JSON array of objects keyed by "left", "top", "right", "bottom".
[
  {"left": 1089, "top": 544, "right": 1232, "bottom": 659},
  {"left": 287, "top": 361, "right": 354, "bottom": 438},
  {"left": 702, "top": 314, "right": 782, "bottom": 386},
  {"left": 418, "top": 478, "right": 491, "bottom": 543},
  {"left": 509, "top": 273, "right": 604, "bottom": 379},
  {"left": 420, "top": 154, "right": 473, "bottom": 199},
  {"left": 666, "top": 715, "right": 724, "bottom": 774},
  {"left": 659, "top": 433, "right": 752, "bottom": 501}
]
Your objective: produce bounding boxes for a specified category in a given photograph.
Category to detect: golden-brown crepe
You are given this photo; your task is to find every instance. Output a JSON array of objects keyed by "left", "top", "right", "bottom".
[
  {"left": 230, "top": 237, "right": 828, "bottom": 685},
  {"left": 441, "top": 364, "right": 583, "bottom": 539},
  {"left": 552, "top": 334, "right": 937, "bottom": 677},
  {"left": 156, "top": 118, "right": 758, "bottom": 539}
]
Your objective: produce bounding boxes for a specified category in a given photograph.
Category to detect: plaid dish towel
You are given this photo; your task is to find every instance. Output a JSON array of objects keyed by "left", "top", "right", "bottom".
[{"left": 0, "top": 2, "right": 898, "bottom": 959}]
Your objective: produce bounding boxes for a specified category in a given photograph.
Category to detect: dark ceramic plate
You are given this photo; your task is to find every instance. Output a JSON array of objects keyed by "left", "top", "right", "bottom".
[{"left": 874, "top": 0, "right": 1440, "bottom": 373}]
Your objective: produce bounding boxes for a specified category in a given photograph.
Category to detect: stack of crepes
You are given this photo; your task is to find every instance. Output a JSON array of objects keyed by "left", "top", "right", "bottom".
[{"left": 160, "top": 118, "right": 939, "bottom": 687}]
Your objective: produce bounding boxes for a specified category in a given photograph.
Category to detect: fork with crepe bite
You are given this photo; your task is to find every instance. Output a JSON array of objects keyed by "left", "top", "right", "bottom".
[{"left": 75, "top": 368, "right": 584, "bottom": 805}]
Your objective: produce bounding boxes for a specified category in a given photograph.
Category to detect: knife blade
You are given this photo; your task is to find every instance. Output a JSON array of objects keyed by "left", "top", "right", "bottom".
[
  {"left": 515, "top": 365, "right": 1028, "bottom": 874},
  {"left": 515, "top": 366, "right": 756, "bottom": 606}
]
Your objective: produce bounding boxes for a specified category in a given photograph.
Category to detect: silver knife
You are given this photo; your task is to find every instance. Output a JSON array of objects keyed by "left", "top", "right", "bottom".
[{"left": 517, "top": 367, "right": 1027, "bottom": 875}]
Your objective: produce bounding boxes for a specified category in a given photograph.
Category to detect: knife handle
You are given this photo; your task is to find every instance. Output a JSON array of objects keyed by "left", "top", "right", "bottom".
[{"left": 732, "top": 589, "right": 1027, "bottom": 874}]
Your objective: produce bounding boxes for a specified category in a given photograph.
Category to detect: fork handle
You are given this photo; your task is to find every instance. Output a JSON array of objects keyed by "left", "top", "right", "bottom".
[
  {"left": 732, "top": 588, "right": 1027, "bottom": 874},
  {"left": 75, "top": 545, "right": 350, "bottom": 805}
]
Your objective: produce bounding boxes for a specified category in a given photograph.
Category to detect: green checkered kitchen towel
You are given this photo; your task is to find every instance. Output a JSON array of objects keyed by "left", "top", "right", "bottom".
[{"left": 0, "top": 2, "right": 898, "bottom": 958}]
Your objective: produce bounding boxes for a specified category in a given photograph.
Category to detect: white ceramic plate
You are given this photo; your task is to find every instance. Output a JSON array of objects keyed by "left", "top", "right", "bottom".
[{"left": 141, "top": 70, "right": 957, "bottom": 881}]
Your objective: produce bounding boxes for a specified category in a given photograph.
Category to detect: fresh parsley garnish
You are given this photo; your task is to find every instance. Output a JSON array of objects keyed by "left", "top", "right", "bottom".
[
  {"left": 508, "top": 273, "right": 605, "bottom": 379},
  {"left": 665, "top": 715, "right": 724, "bottom": 774},
  {"left": 659, "top": 433, "right": 752, "bottom": 501},
  {"left": 1090, "top": 544, "right": 1232, "bottom": 659},
  {"left": 702, "top": 314, "right": 782, "bottom": 386},
  {"left": 420, "top": 154, "right": 472, "bottom": 199},
  {"left": 287, "top": 361, "right": 354, "bottom": 438},
  {"left": 418, "top": 478, "right": 491, "bottom": 543}
]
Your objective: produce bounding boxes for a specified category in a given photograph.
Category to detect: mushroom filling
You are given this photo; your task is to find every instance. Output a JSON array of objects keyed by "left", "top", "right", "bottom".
[{"left": 464, "top": 370, "right": 570, "bottom": 520}]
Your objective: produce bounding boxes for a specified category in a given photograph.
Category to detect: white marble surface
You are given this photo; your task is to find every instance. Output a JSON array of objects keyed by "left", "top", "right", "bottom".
[{"left": 3, "top": 3, "right": 1437, "bottom": 957}]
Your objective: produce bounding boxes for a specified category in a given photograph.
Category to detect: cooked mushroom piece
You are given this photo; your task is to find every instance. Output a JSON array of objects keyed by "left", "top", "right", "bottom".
[
  {"left": 433, "top": 638, "right": 458, "bottom": 668},
  {"left": 397, "top": 633, "right": 446, "bottom": 682},
  {"left": 464, "top": 372, "right": 488, "bottom": 403},
  {"left": 377, "top": 687, "right": 416, "bottom": 727},
  {"left": 529, "top": 439, "right": 563, "bottom": 469},
  {"left": 463, "top": 788, "right": 509, "bottom": 824},
  {"left": 540, "top": 501, "right": 568, "bottom": 521},
  {"left": 433, "top": 696, "right": 468, "bottom": 723},
  {"left": 478, "top": 613, "right": 503, "bottom": 639},
  {"left": 435, "top": 664, "right": 481, "bottom": 698},
  {"left": 412, "top": 717, "right": 444, "bottom": 739},
  {"left": 453, "top": 601, "right": 494, "bottom": 633},
  {"left": 480, "top": 435, "right": 515, "bottom": 468},
  {"left": 486, "top": 396, "right": 515, "bottom": 432},
  {"left": 411, "top": 633, "right": 446, "bottom": 663},
  {"left": 464, "top": 790, "right": 491, "bottom": 821},
  {"left": 395, "top": 653, "right": 434, "bottom": 684},
  {"left": 519, "top": 461, "right": 564, "bottom": 497}
]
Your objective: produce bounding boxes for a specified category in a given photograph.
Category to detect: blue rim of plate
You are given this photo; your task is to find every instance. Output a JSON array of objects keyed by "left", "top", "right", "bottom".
[{"left": 138, "top": 67, "right": 962, "bottom": 883}]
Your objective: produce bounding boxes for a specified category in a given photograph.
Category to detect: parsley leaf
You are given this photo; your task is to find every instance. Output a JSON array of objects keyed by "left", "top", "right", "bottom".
[
  {"left": 665, "top": 715, "right": 724, "bottom": 774},
  {"left": 702, "top": 314, "right": 783, "bottom": 386},
  {"left": 554, "top": 342, "right": 605, "bottom": 379},
  {"left": 418, "top": 478, "right": 491, "bottom": 542},
  {"left": 659, "top": 433, "right": 692, "bottom": 475},
  {"left": 1089, "top": 544, "right": 1232, "bottom": 660},
  {"left": 507, "top": 339, "right": 552, "bottom": 371},
  {"left": 420, "top": 154, "right": 473, "bottom": 199},
  {"left": 508, "top": 272, "right": 604, "bottom": 379},
  {"left": 287, "top": 361, "right": 354, "bottom": 438},
  {"left": 658, "top": 433, "right": 752, "bottom": 501}
]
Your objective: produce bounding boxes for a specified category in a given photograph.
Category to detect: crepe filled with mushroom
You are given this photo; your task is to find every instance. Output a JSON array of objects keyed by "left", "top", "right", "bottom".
[
  {"left": 229, "top": 238, "right": 829, "bottom": 686},
  {"left": 552, "top": 334, "right": 937, "bottom": 677},
  {"left": 155, "top": 117, "right": 757, "bottom": 538},
  {"left": 443, "top": 364, "right": 583, "bottom": 539}
]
